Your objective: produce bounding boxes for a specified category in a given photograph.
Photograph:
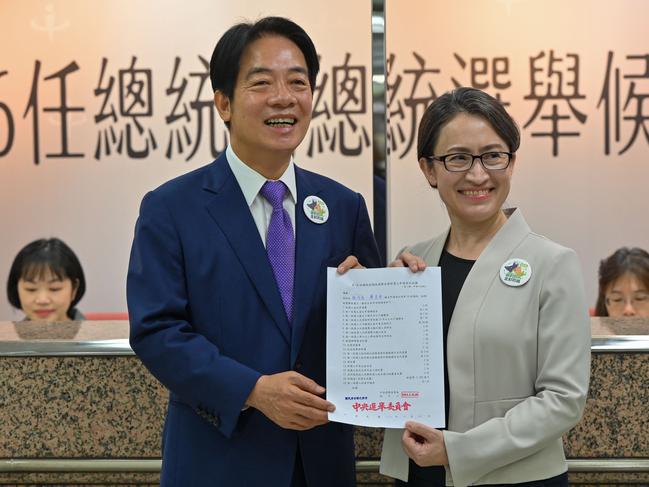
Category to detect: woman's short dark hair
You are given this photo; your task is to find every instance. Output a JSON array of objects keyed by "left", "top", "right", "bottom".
[
  {"left": 417, "top": 87, "right": 521, "bottom": 162},
  {"left": 6, "top": 238, "right": 86, "bottom": 316},
  {"left": 209, "top": 16, "right": 319, "bottom": 99},
  {"left": 595, "top": 247, "right": 649, "bottom": 316}
]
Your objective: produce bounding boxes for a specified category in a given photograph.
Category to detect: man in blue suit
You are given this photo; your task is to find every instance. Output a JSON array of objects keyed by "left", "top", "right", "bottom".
[{"left": 127, "top": 16, "right": 380, "bottom": 486}]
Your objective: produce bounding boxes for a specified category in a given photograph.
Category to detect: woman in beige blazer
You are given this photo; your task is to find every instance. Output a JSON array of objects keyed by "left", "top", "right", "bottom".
[{"left": 380, "top": 88, "right": 591, "bottom": 487}]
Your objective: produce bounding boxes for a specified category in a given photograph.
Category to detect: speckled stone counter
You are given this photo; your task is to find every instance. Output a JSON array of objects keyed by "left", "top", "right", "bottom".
[
  {"left": 0, "top": 321, "right": 162, "bottom": 485},
  {"left": 560, "top": 318, "right": 649, "bottom": 486},
  {"left": 1, "top": 319, "right": 648, "bottom": 486}
]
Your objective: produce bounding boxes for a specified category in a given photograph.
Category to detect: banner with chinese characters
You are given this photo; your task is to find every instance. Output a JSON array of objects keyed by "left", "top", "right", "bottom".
[
  {"left": 0, "top": 0, "right": 373, "bottom": 319},
  {"left": 385, "top": 0, "right": 649, "bottom": 303}
]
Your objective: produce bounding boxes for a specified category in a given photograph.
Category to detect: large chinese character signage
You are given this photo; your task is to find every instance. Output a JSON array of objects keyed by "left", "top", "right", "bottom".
[
  {"left": 0, "top": 1, "right": 372, "bottom": 318},
  {"left": 386, "top": 0, "right": 649, "bottom": 303}
]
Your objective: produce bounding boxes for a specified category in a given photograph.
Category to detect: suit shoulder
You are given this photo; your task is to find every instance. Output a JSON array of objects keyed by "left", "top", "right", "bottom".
[
  {"left": 517, "top": 232, "right": 582, "bottom": 286},
  {"left": 150, "top": 160, "right": 216, "bottom": 199},
  {"left": 523, "top": 231, "right": 576, "bottom": 261}
]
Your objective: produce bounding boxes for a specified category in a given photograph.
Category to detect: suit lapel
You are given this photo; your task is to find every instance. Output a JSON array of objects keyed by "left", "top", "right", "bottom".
[
  {"left": 420, "top": 230, "right": 448, "bottom": 267},
  {"left": 291, "top": 167, "right": 328, "bottom": 365},
  {"left": 203, "top": 154, "right": 291, "bottom": 344},
  {"left": 446, "top": 208, "right": 531, "bottom": 430}
]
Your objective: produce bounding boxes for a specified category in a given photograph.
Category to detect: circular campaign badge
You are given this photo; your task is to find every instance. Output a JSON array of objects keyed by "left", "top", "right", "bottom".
[
  {"left": 500, "top": 258, "right": 532, "bottom": 287},
  {"left": 303, "top": 196, "right": 329, "bottom": 224}
]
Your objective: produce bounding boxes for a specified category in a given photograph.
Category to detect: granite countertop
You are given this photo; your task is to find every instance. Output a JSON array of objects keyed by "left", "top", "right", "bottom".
[
  {"left": 590, "top": 316, "right": 649, "bottom": 336},
  {"left": 0, "top": 320, "right": 129, "bottom": 341},
  {"left": 1, "top": 318, "right": 647, "bottom": 352},
  {"left": 0, "top": 321, "right": 131, "bottom": 356}
]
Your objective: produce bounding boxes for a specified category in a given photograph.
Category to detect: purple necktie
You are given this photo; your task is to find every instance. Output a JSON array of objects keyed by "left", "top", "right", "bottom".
[{"left": 260, "top": 180, "right": 295, "bottom": 323}]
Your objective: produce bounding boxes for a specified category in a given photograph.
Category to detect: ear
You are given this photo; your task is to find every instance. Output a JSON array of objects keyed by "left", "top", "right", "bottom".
[
  {"left": 214, "top": 91, "right": 232, "bottom": 123},
  {"left": 419, "top": 157, "right": 438, "bottom": 189},
  {"left": 509, "top": 153, "right": 517, "bottom": 174}
]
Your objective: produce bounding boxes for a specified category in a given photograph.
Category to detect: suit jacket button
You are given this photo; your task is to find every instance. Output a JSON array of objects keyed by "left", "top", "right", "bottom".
[{"left": 294, "top": 361, "right": 302, "bottom": 370}]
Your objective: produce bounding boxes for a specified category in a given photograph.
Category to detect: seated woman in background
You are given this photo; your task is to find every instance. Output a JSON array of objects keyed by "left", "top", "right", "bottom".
[
  {"left": 595, "top": 247, "right": 649, "bottom": 318},
  {"left": 6, "top": 238, "right": 86, "bottom": 321}
]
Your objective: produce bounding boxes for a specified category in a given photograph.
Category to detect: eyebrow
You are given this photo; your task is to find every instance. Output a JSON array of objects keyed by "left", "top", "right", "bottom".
[
  {"left": 245, "top": 66, "right": 309, "bottom": 79},
  {"left": 23, "top": 278, "right": 63, "bottom": 284},
  {"left": 607, "top": 290, "right": 649, "bottom": 295},
  {"left": 444, "top": 143, "right": 507, "bottom": 153}
]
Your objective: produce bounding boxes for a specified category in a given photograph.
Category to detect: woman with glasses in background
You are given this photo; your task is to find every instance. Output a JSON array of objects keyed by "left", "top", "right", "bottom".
[
  {"left": 595, "top": 247, "right": 649, "bottom": 318},
  {"left": 380, "top": 87, "right": 591, "bottom": 487}
]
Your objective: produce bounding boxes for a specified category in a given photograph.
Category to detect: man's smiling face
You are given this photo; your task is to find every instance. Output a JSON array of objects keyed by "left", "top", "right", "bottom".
[{"left": 215, "top": 35, "right": 313, "bottom": 174}]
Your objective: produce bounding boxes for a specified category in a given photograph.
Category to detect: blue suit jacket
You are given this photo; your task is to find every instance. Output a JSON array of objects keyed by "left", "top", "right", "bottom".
[{"left": 127, "top": 153, "right": 381, "bottom": 486}]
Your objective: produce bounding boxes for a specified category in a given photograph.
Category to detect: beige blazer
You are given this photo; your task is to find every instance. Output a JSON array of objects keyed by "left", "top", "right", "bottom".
[{"left": 380, "top": 209, "right": 591, "bottom": 486}]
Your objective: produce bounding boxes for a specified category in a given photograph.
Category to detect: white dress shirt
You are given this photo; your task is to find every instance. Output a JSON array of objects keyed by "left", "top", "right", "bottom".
[{"left": 225, "top": 145, "right": 297, "bottom": 248}]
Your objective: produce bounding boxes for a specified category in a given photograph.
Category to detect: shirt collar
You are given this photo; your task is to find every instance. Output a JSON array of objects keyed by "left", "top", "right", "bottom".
[{"left": 226, "top": 145, "right": 297, "bottom": 207}]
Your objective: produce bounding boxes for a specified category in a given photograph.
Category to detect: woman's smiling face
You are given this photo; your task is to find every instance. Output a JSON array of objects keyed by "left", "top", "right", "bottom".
[
  {"left": 420, "top": 112, "right": 515, "bottom": 227},
  {"left": 17, "top": 266, "right": 77, "bottom": 322}
]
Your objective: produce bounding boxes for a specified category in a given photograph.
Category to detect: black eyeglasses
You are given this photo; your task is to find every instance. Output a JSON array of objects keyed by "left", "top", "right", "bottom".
[
  {"left": 426, "top": 151, "right": 513, "bottom": 172},
  {"left": 605, "top": 293, "right": 649, "bottom": 311}
]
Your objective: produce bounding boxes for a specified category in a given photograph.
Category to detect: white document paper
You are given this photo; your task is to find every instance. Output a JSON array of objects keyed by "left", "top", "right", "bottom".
[{"left": 326, "top": 267, "right": 445, "bottom": 428}]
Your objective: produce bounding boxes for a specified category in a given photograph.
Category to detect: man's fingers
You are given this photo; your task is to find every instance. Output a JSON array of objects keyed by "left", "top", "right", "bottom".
[
  {"left": 290, "top": 372, "right": 326, "bottom": 395},
  {"left": 389, "top": 252, "right": 420, "bottom": 270},
  {"left": 251, "top": 371, "right": 337, "bottom": 430},
  {"left": 401, "top": 252, "right": 427, "bottom": 272},
  {"left": 273, "top": 403, "right": 329, "bottom": 431},
  {"left": 389, "top": 252, "right": 426, "bottom": 272},
  {"left": 284, "top": 407, "right": 330, "bottom": 430},
  {"left": 288, "top": 420, "right": 309, "bottom": 430},
  {"left": 296, "top": 389, "right": 335, "bottom": 412},
  {"left": 287, "top": 373, "right": 334, "bottom": 411},
  {"left": 294, "top": 404, "right": 330, "bottom": 423},
  {"left": 337, "top": 255, "right": 365, "bottom": 274},
  {"left": 289, "top": 379, "right": 334, "bottom": 412}
]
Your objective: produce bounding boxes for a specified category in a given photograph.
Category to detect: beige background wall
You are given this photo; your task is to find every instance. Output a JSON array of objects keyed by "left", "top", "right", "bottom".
[
  {"left": 385, "top": 0, "right": 649, "bottom": 305},
  {"left": 3, "top": 0, "right": 647, "bottom": 316}
]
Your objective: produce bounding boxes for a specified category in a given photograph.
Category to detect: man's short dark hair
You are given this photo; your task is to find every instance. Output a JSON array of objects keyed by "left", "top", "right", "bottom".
[
  {"left": 209, "top": 16, "right": 319, "bottom": 99},
  {"left": 7, "top": 238, "right": 86, "bottom": 316}
]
